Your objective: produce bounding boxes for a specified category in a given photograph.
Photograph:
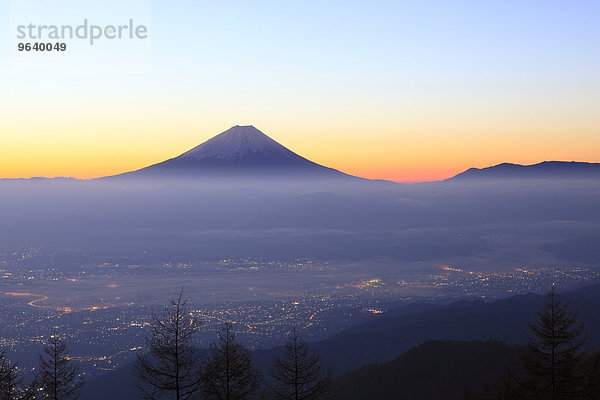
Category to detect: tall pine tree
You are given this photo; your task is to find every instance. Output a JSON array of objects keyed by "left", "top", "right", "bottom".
[
  {"left": 201, "top": 323, "right": 262, "bottom": 400},
  {"left": 270, "top": 327, "right": 332, "bottom": 400},
  {"left": 1, "top": 351, "right": 25, "bottom": 400},
  {"left": 135, "top": 290, "right": 203, "bottom": 400},
  {"left": 524, "top": 286, "right": 586, "bottom": 399},
  {"left": 36, "top": 333, "right": 84, "bottom": 400}
]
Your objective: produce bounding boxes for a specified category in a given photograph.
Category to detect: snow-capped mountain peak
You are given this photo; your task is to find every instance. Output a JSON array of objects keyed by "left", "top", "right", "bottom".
[
  {"left": 179, "top": 125, "right": 296, "bottom": 161},
  {"left": 110, "top": 125, "right": 359, "bottom": 181}
]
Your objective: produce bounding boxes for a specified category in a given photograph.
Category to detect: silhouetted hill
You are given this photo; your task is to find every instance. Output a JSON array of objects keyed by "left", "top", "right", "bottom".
[
  {"left": 309, "top": 283, "right": 600, "bottom": 374},
  {"left": 82, "top": 283, "right": 600, "bottom": 399},
  {"left": 328, "top": 340, "right": 525, "bottom": 400},
  {"left": 450, "top": 161, "right": 600, "bottom": 180}
]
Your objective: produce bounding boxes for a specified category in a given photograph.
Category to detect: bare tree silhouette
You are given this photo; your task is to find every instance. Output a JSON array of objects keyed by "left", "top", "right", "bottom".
[
  {"left": 1, "top": 351, "right": 25, "bottom": 400},
  {"left": 135, "top": 290, "right": 203, "bottom": 400},
  {"left": 201, "top": 323, "right": 262, "bottom": 400},
  {"left": 36, "top": 333, "right": 83, "bottom": 400},
  {"left": 271, "top": 327, "right": 332, "bottom": 400}
]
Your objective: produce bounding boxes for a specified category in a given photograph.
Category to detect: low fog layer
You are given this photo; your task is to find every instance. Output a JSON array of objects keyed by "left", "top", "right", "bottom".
[{"left": 1, "top": 176, "right": 599, "bottom": 270}]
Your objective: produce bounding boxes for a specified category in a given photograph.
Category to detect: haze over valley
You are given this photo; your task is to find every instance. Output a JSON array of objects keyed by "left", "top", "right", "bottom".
[{"left": 1, "top": 126, "right": 599, "bottom": 385}]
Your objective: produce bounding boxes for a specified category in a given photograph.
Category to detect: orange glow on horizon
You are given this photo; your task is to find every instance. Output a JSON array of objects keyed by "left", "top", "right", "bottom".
[
  {"left": 2, "top": 152, "right": 600, "bottom": 183},
  {"left": 1, "top": 118, "right": 599, "bottom": 183}
]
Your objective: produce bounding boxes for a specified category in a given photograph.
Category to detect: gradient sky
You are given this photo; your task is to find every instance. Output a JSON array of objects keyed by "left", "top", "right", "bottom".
[{"left": 1, "top": 0, "right": 599, "bottom": 182}]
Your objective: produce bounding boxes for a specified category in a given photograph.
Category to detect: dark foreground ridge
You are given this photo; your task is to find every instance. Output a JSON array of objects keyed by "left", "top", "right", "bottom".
[
  {"left": 82, "top": 281, "right": 600, "bottom": 399},
  {"left": 329, "top": 340, "right": 525, "bottom": 400}
]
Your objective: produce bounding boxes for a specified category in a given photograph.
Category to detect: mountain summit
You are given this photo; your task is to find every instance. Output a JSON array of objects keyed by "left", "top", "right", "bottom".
[
  {"left": 178, "top": 125, "right": 297, "bottom": 161},
  {"left": 113, "top": 125, "right": 356, "bottom": 180}
]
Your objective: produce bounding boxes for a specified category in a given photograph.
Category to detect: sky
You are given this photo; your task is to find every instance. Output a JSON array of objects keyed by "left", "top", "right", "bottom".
[{"left": 1, "top": 0, "right": 599, "bottom": 182}]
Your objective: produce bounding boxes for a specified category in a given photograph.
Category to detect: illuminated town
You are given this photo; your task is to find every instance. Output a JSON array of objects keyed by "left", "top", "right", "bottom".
[{"left": 1, "top": 247, "right": 599, "bottom": 378}]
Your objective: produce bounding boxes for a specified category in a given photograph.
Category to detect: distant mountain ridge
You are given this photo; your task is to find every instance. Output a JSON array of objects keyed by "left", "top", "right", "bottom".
[
  {"left": 450, "top": 161, "right": 600, "bottom": 180},
  {"left": 111, "top": 125, "right": 359, "bottom": 180},
  {"left": 3, "top": 127, "right": 599, "bottom": 183}
]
